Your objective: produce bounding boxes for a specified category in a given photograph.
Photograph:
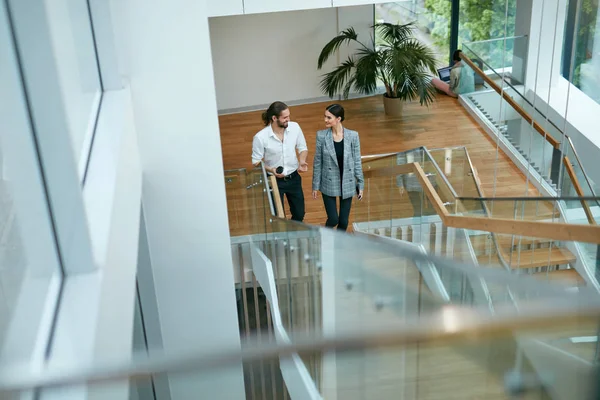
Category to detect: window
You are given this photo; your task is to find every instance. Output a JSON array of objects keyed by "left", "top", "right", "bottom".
[
  {"left": 9, "top": 0, "right": 102, "bottom": 179},
  {"left": 0, "top": 1, "right": 63, "bottom": 364},
  {"left": 375, "top": 0, "right": 518, "bottom": 68},
  {"left": 375, "top": 1, "right": 451, "bottom": 65},
  {"left": 562, "top": 0, "right": 600, "bottom": 105}
]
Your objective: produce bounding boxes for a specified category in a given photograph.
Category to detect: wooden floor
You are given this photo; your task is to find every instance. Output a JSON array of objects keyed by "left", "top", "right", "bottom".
[{"left": 219, "top": 94, "right": 540, "bottom": 228}]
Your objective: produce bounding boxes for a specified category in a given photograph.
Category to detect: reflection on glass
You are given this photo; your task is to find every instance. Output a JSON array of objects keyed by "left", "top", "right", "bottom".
[
  {"left": 46, "top": 0, "right": 101, "bottom": 168},
  {"left": 11, "top": 0, "right": 101, "bottom": 172},
  {"left": 458, "top": 0, "right": 517, "bottom": 66},
  {"left": 0, "top": 163, "right": 27, "bottom": 348},
  {"left": 375, "top": 1, "right": 450, "bottom": 65},
  {"left": 564, "top": 0, "right": 600, "bottom": 105}
]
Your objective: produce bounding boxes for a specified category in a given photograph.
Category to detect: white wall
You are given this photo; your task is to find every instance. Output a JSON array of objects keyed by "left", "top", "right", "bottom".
[
  {"left": 523, "top": 0, "right": 568, "bottom": 94},
  {"left": 209, "top": 5, "right": 374, "bottom": 112},
  {"left": 208, "top": 0, "right": 388, "bottom": 17},
  {"left": 108, "top": 0, "right": 246, "bottom": 399}
]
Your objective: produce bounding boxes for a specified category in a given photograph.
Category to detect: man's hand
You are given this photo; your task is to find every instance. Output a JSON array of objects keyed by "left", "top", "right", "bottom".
[
  {"left": 357, "top": 190, "right": 364, "bottom": 201},
  {"left": 268, "top": 166, "right": 285, "bottom": 179},
  {"left": 298, "top": 161, "right": 308, "bottom": 172},
  {"left": 312, "top": 190, "right": 318, "bottom": 199}
]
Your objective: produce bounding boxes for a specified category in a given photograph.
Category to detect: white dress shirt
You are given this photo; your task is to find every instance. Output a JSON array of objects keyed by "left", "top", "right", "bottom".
[{"left": 251, "top": 121, "right": 308, "bottom": 176}]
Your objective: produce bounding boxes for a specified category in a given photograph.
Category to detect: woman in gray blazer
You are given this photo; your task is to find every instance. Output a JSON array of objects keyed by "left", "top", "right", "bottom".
[{"left": 312, "top": 104, "right": 364, "bottom": 231}]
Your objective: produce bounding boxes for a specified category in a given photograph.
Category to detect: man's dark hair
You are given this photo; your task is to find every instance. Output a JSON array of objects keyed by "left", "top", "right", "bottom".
[
  {"left": 325, "top": 104, "right": 345, "bottom": 122},
  {"left": 262, "top": 101, "right": 289, "bottom": 126},
  {"left": 453, "top": 49, "right": 463, "bottom": 62}
]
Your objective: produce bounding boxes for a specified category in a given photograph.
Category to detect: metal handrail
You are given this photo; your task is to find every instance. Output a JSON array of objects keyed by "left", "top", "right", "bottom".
[
  {"left": 456, "top": 196, "right": 600, "bottom": 201},
  {"left": 360, "top": 146, "right": 459, "bottom": 198},
  {"left": 460, "top": 147, "right": 512, "bottom": 271},
  {"left": 463, "top": 35, "right": 527, "bottom": 45},
  {"left": 1, "top": 294, "right": 599, "bottom": 392}
]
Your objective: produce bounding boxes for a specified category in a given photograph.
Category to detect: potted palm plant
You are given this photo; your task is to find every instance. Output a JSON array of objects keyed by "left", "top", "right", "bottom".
[{"left": 317, "top": 22, "right": 438, "bottom": 116}]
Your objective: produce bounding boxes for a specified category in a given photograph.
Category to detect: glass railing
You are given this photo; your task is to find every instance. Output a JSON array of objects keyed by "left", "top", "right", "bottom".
[
  {"left": 2, "top": 276, "right": 600, "bottom": 399},
  {"left": 355, "top": 148, "right": 506, "bottom": 270},
  {"left": 2, "top": 161, "right": 600, "bottom": 398},
  {"left": 457, "top": 196, "right": 600, "bottom": 282},
  {"left": 463, "top": 35, "right": 528, "bottom": 76},
  {"left": 354, "top": 149, "right": 600, "bottom": 286},
  {"left": 217, "top": 159, "right": 600, "bottom": 399},
  {"left": 461, "top": 44, "right": 600, "bottom": 228}
]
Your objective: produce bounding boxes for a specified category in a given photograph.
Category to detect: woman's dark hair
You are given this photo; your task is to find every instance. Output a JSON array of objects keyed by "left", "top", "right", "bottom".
[
  {"left": 325, "top": 104, "right": 345, "bottom": 122},
  {"left": 453, "top": 49, "right": 463, "bottom": 62},
  {"left": 261, "top": 101, "right": 289, "bottom": 126}
]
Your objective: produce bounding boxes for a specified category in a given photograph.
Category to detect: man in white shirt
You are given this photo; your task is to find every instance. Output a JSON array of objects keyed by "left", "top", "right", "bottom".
[{"left": 252, "top": 101, "right": 308, "bottom": 222}]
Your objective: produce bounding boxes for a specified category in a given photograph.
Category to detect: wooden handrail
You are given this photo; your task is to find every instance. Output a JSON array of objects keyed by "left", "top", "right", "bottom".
[
  {"left": 403, "top": 161, "right": 600, "bottom": 244},
  {"left": 459, "top": 53, "right": 560, "bottom": 149},
  {"left": 563, "top": 156, "right": 597, "bottom": 225},
  {"left": 269, "top": 175, "right": 285, "bottom": 219}
]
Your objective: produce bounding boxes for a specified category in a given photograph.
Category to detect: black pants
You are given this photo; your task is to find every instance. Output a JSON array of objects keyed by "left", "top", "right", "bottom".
[
  {"left": 407, "top": 189, "right": 435, "bottom": 217},
  {"left": 276, "top": 173, "right": 305, "bottom": 222},
  {"left": 322, "top": 193, "right": 353, "bottom": 231}
]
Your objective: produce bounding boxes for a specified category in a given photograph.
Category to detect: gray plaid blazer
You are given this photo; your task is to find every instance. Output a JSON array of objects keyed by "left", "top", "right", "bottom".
[{"left": 312, "top": 128, "right": 364, "bottom": 199}]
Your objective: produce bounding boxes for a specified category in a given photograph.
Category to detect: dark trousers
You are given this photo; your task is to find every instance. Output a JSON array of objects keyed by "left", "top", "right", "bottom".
[
  {"left": 407, "top": 189, "right": 435, "bottom": 217},
  {"left": 276, "top": 173, "right": 305, "bottom": 222},
  {"left": 322, "top": 193, "right": 353, "bottom": 231}
]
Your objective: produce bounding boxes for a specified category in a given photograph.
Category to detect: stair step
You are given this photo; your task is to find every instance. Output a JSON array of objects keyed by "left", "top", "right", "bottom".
[
  {"left": 535, "top": 268, "right": 585, "bottom": 286},
  {"left": 505, "top": 248, "right": 576, "bottom": 269},
  {"left": 494, "top": 235, "right": 553, "bottom": 250},
  {"left": 486, "top": 200, "right": 560, "bottom": 220},
  {"left": 477, "top": 248, "right": 576, "bottom": 269}
]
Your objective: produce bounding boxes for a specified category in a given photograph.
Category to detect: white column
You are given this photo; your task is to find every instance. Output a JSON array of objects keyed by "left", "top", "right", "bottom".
[
  {"left": 109, "top": 0, "right": 246, "bottom": 398},
  {"left": 524, "top": 0, "right": 568, "bottom": 95}
]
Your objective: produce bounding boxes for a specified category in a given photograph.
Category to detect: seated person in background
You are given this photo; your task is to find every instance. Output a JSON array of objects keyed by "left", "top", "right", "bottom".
[{"left": 432, "top": 49, "right": 474, "bottom": 98}]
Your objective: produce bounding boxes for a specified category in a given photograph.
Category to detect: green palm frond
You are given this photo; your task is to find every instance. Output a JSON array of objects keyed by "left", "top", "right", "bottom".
[
  {"left": 352, "top": 48, "right": 379, "bottom": 95},
  {"left": 399, "top": 39, "right": 438, "bottom": 72},
  {"left": 319, "top": 57, "right": 356, "bottom": 98},
  {"left": 317, "top": 27, "right": 359, "bottom": 69},
  {"left": 396, "top": 71, "right": 436, "bottom": 106},
  {"left": 317, "top": 22, "right": 437, "bottom": 106},
  {"left": 342, "top": 76, "right": 357, "bottom": 100},
  {"left": 375, "top": 22, "right": 414, "bottom": 46}
]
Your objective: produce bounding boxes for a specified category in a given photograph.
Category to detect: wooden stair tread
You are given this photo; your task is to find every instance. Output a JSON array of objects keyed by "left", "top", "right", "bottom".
[
  {"left": 502, "top": 247, "right": 576, "bottom": 269},
  {"left": 494, "top": 235, "right": 553, "bottom": 249},
  {"left": 485, "top": 200, "right": 560, "bottom": 220},
  {"left": 536, "top": 268, "right": 585, "bottom": 284},
  {"left": 477, "top": 248, "right": 576, "bottom": 269},
  {"left": 469, "top": 234, "right": 553, "bottom": 251}
]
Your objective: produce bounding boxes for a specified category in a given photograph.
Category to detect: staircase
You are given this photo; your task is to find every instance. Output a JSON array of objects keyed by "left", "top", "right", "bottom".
[
  {"left": 472, "top": 233, "right": 584, "bottom": 287},
  {"left": 467, "top": 94, "right": 558, "bottom": 190}
]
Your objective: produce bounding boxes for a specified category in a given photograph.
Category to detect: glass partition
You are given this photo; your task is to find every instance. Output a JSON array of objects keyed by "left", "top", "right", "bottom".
[
  {"left": 461, "top": 44, "right": 600, "bottom": 217},
  {"left": 462, "top": 36, "right": 526, "bottom": 74},
  {"left": 6, "top": 278, "right": 600, "bottom": 400}
]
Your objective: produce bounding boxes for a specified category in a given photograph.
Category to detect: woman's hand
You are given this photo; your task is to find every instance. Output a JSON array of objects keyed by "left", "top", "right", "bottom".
[
  {"left": 312, "top": 190, "right": 318, "bottom": 199},
  {"left": 357, "top": 190, "right": 364, "bottom": 200}
]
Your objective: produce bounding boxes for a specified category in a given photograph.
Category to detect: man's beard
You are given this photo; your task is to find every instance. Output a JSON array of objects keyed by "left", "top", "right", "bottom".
[{"left": 277, "top": 120, "right": 288, "bottom": 129}]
